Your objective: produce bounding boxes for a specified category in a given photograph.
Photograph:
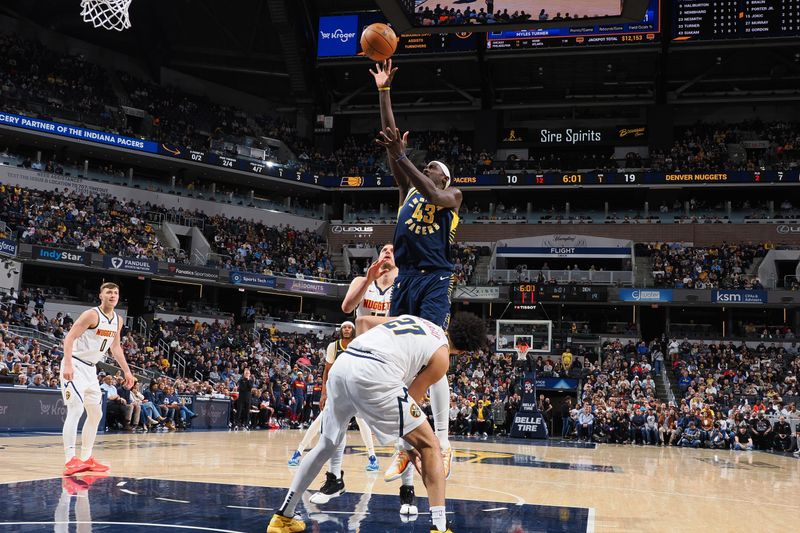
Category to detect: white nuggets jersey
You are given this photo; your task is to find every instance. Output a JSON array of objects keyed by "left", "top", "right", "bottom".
[
  {"left": 357, "top": 281, "right": 393, "bottom": 317},
  {"left": 72, "top": 307, "right": 119, "bottom": 364},
  {"left": 346, "top": 315, "right": 447, "bottom": 386}
]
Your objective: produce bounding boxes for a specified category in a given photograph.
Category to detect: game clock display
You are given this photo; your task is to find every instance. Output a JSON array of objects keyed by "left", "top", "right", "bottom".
[{"left": 513, "top": 285, "right": 607, "bottom": 308}]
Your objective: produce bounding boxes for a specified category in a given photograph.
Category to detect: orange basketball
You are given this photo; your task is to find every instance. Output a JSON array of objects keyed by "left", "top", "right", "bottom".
[{"left": 360, "top": 23, "right": 398, "bottom": 61}]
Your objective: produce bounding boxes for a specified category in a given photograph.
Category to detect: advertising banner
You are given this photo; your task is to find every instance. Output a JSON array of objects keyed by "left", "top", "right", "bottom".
[
  {"left": 535, "top": 378, "right": 579, "bottom": 390},
  {"left": 712, "top": 290, "right": 768, "bottom": 305},
  {"left": 104, "top": 255, "right": 158, "bottom": 274},
  {"left": 191, "top": 397, "right": 231, "bottom": 429},
  {"left": 452, "top": 286, "right": 501, "bottom": 300},
  {"left": 229, "top": 271, "right": 277, "bottom": 288},
  {"left": 0, "top": 238, "right": 17, "bottom": 257},
  {"left": 162, "top": 263, "right": 221, "bottom": 282},
  {"left": 0, "top": 388, "right": 106, "bottom": 432},
  {"left": 0, "top": 110, "right": 158, "bottom": 153},
  {"left": 32, "top": 246, "right": 90, "bottom": 265},
  {"left": 618, "top": 289, "right": 673, "bottom": 302},
  {"left": 510, "top": 372, "right": 549, "bottom": 439},
  {"left": 317, "top": 15, "right": 359, "bottom": 57}
]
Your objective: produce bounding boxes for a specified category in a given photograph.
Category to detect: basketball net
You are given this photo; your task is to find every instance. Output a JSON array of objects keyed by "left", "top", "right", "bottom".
[
  {"left": 515, "top": 343, "right": 530, "bottom": 362},
  {"left": 81, "top": 0, "right": 132, "bottom": 31}
]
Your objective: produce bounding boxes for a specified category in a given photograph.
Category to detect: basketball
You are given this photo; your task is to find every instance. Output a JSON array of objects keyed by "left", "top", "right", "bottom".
[{"left": 360, "top": 23, "right": 398, "bottom": 61}]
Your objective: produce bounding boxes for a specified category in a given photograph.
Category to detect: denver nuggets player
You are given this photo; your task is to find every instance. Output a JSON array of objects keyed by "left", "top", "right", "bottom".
[
  {"left": 342, "top": 243, "right": 396, "bottom": 321},
  {"left": 60, "top": 282, "right": 134, "bottom": 476},
  {"left": 268, "top": 313, "right": 487, "bottom": 533},
  {"left": 287, "top": 321, "right": 380, "bottom": 503},
  {"left": 371, "top": 59, "right": 463, "bottom": 498}
]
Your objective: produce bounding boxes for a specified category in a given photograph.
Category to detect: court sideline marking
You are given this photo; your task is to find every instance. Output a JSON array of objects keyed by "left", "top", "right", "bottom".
[{"left": 0, "top": 522, "right": 246, "bottom": 533}]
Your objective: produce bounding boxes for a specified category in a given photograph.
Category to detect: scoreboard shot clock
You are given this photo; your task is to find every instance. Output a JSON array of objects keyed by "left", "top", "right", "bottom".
[{"left": 512, "top": 284, "right": 537, "bottom": 310}]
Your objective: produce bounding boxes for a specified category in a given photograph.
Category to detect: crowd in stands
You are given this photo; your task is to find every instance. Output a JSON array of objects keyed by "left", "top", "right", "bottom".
[
  {"left": 414, "top": 4, "right": 611, "bottom": 26},
  {"left": 0, "top": 185, "right": 184, "bottom": 263},
  {"left": 206, "top": 216, "right": 334, "bottom": 279},
  {"left": 0, "top": 182, "right": 338, "bottom": 280},
  {"left": 650, "top": 121, "right": 800, "bottom": 173},
  {"left": 4, "top": 31, "right": 800, "bottom": 180},
  {"left": 0, "top": 34, "right": 120, "bottom": 129},
  {"left": 568, "top": 337, "right": 800, "bottom": 453},
  {"left": 3, "top": 281, "right": 800, "bottom": 455},
  {"left": 649, "top": 242, "right": 766, "bottom": 289}
]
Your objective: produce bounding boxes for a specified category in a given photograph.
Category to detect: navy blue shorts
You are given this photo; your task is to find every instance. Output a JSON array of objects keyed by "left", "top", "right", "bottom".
[{"left": 389, "top": 270, "right": 453, "bottom": 329}]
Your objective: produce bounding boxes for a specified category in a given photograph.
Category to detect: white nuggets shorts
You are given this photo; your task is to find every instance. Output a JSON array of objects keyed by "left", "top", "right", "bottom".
[
  {"left": 321, "top": 351, "right": 427, "bottom": 446},
  {"left": 60, "top": 359, "right": 102, "bottom": 407}
]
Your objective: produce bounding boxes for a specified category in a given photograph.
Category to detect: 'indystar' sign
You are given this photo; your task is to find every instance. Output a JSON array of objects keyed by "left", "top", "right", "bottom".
[{"left": 33, "top": 246, "right": 89, "bottom": 265}]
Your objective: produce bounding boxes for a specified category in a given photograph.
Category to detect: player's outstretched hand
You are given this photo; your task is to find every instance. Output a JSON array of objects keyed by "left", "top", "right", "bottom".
[
  {"left": 369, "top": 58, "right": 398, "bottom": 89},
  {"left": 375, "top": 127, "right": 408, "bottom": 159},
  {"left": 365, "top": 259, "right": 385, "bottom": 281},
  {"left": 123, "top": 371, "right": 135, "bottom": 390}
]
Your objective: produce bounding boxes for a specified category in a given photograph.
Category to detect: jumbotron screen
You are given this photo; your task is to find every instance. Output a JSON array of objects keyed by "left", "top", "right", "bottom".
[
  {"left": 673, "top": 0, "right": 800, "bottom": 42},
  {"left": 486, "top": 0, "right": 660, "bottom": 49},
  {"left": 317, "top": 13, "right": 476, "bottom": 58}
]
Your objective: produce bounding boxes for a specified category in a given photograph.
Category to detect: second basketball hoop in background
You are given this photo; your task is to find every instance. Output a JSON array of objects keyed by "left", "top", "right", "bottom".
[{"left": 80, "top": 0, "right": 132, "bottom": 31}]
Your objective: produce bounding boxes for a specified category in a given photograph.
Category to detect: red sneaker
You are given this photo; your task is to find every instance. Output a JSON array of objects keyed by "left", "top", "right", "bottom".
[
  {"left": 61, "top": 475, "right": 90, "bottom": 494},
  {"left": 82, "top": 456, "right": 110, "bottom": 472},
  {"left": 64, "top": 456, "right": 91, "bottom": 476},
  {"left": 77, "top": 472, "right": 109, "bottom": 486}
]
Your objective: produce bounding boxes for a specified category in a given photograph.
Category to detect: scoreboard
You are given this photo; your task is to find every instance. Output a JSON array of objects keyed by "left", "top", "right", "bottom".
[
  {"left": 673, "top": 0, "right": 800, "bottom": 41},
  {"left": 513, "top": 284, "right": 608, "bottom": 309},
  {"left": 487, "top": 0, "right": 660, "bottom": 49}
]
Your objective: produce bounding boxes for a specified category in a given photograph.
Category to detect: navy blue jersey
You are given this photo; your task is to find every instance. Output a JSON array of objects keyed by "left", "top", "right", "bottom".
[{"left": 393, "top": 187, "right": 459, "bottom": 273}]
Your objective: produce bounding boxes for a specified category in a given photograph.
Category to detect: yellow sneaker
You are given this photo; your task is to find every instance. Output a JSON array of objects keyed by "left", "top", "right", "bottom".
[
  {"left": 441, "top": 446, "right": 453, "bottom": 481},
  {"left": 384, "top": 449, "right": 412, "bottom": 482},
  {"left": 266, "top": 513, "right": 305, "bottom": 533}
]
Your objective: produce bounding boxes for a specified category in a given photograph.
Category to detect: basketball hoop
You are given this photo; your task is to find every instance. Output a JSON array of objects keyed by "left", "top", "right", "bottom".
[
  {"left": 514, "top": 343, "right": 530, "bottom": 362},
  {"left": 81, "top": 0, "right": 132, "bottom": 31}
]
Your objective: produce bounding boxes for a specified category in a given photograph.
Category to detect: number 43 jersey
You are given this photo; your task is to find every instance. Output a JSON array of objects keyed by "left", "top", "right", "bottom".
[
  {"left": 393, "top": 187, "right": 459, "bottom": 274},
  {"left": 73, "top": 307, "right": 119, "bottom": 364},
  {"left": 346, "top": 315, "right": 448, "bottom": 386}
]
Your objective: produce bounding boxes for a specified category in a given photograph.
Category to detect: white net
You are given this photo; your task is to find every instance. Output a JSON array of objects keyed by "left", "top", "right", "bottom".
[{"left": 80, "top": 0, "right": 132, "bottom": 31}]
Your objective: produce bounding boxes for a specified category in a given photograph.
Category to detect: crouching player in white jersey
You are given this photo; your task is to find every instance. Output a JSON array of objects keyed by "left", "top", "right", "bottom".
[
  {"left": 287, "top": 321, "right": 379, "bottom": 501},
  {"left": 288, "top": 244, "right": 397, "bottom": 500},
  {"left": 61, "top": 282, "right": 134, "bottom": 476},
  {"left": 268, "top": 313, "right": 486, "bottom": 533}
]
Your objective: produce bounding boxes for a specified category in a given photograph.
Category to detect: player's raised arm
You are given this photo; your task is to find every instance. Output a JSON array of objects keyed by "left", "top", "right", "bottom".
[
  {"left": 341, "top": 259, "right": 384, "bottom": 314},
  {"left": 110, "top": 319, "right": 135, "bottom": 389},
  {"left": 376, "top": 127, "right": 462, "bottom": 210},
  {"left": 61, "top": 310, "right": 99, "bottom": 381},
  {"left": 370, "top": 59, "right": 411, "bottom": 201}
]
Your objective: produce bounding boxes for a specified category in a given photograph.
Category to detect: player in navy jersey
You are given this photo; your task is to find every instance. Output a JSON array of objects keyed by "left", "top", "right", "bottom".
[{"left": 371, "top": 59, "right": 464, "bottom": 508}]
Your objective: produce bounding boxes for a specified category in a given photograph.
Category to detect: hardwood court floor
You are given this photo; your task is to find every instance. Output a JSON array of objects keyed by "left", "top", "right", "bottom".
[{"left": 1, "top": 430, "right": 797, "bottom": 532}]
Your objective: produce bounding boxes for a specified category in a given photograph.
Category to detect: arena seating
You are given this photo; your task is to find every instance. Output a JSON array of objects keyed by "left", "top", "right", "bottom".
[{"left": 648, "top": 242, "right": 766, "bottom": 289}]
